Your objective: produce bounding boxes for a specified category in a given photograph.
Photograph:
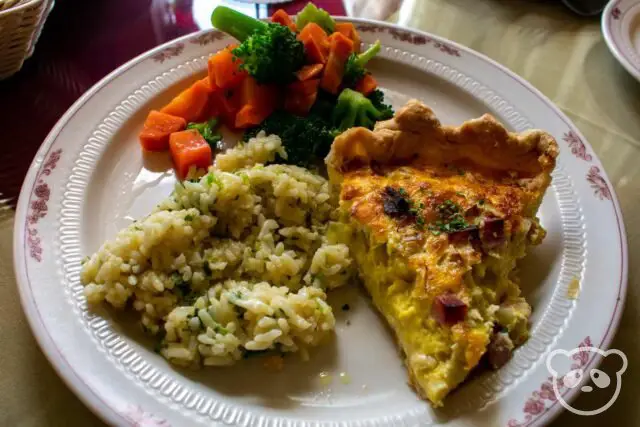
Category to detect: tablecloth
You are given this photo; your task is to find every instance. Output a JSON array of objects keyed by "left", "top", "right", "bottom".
[{"left": 0, "top": 0, "right": 637, "bottom": 425}]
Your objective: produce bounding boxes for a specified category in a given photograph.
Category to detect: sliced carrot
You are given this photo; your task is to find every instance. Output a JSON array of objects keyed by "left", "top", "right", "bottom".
[
  {"left": 328, "top": 32, "right": 354, "bottom": 60},
  {"left": 298, "top": 22, "right": 329, "bottom": 64},
  {"left": 235, "top": 104, "right": 265, "bottom": 128},
  {"left": 271, "top": 9, "right": 297, "bottom": 32},
  {"left": 284, "top": 92, "right": 318, "bottom": 116},
  {"left": 198, "top": 76, "right": 213, "bottom": 91},
  {"left": 320, "top": 33, "right": 354, "bottom": 94},
  {"left": 299, "top": 22, "right": 328, "bottom": 43},
  {"left": 139, "top": 110, "right": 187, "bottom": 152},
  {"left": 301, "top": 37, "right": 329, "bottom": 64},
  {"left": 287, "top": 78, "right": 320, "bottom": 97},
  {"left": 285, "top": 79, "right": 319, "bottom": 115},
  {"left": 235, "top": 76, "right": 278, "bottom": 128},
  {"left": 355, "top": 74, "right": 378, "bottom": 96},
  {"left": 210, "top": 87, "right": 242, "bottom": 128},
  {"left": 160, "top": 79, "right": 213, "bottom": 122},
  {"left": 295, "top": 63, "right": 324, "bottom": 81},
  {"left": 334, "top": 23, "right": 361, "bottom": 52},
  {"left": 208, "top": 46, "right": 247, "bottom": 90},
  {"left": 239, "top": 77, "right": 278, "bottom": 109},
  {"left": 169, "top": 129, "right": 212, "bottom": 180},
  {"left": 202, "top": 85, "right": 221, "bottom": 118}
]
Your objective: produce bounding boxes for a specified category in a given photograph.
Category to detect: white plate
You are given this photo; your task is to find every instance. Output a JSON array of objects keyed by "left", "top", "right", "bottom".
[
  {"left": 14, "top": 19, "right": 628, "bottom": 427},
  {"left": 603, "top": 0, "right": 640, "bottom": 81}
]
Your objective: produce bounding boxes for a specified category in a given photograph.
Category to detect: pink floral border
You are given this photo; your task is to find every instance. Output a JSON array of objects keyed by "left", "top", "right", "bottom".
[
  {"left": 152, "top": 44, "right": 185, "bottom": 63},
  {"left": 563, "top": 131, "right": 592, "bottom": 161},
  {"left": 356, "top": 24, "right": 461, "bottom": 56},
  {"left": 507, "top": 337, "right": 593, "bottom": 427},
  {"left": 587, "top": 166, "right": 613, "bottom": 200},
  {"left": 562, "top": 130, "right": 613, "bottom": 201},
  {"left": 189, "top": 31, "right": 225, "bottom": 46},
  {"left": 123, "top": 405, "right": 170, "bottom": 427},
  {"left": 612, "top": 7, "right": 621, "bottom": 20},
  {"left": 27, "top": 149, "right": 62, "bottom": 262}
]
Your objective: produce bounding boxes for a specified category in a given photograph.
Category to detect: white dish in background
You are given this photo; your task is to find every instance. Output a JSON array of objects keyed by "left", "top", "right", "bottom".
[
  {"left": 603, "top": 0, "right": 640, "bottom": 81},
  {"left": 13, "top": 19, "right": 627, "bottom": 427}
]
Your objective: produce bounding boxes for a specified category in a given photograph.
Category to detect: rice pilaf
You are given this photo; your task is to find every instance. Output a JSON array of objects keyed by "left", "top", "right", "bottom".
[{"left": 81, "top": 132, "right": 353, "bottom": 367}]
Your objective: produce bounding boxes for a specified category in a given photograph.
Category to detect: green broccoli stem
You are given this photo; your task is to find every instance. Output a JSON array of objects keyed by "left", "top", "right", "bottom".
[
  {"left": 355, "top": 41, "right": 381, "bottom": 68},
  {"left": 211, "top": 6, "right": 268, "bottom": 42}
]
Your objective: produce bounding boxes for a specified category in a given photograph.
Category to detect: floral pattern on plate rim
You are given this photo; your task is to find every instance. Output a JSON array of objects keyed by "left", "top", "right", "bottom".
[
  {"left": 507, "top": 337, "right": 593, "bottom": 427},
  {"left": 152, "top": 44, "right": 185, "bottom": 63},
  {"left": 563, "top": 131, "right": 592, "bottom": 161},
  {"left": 27, "top": 149, "right": 62, "bottom": 262},
  {"left": 356, "top": 23, "right": 461, "bottom": 56},
  {"left": 123, "top": 405, "right": 170, "bottom": 427},
  {"left": 612, "top": 6, "right": 621, "bottom": 20},
  {"left": 20, "top": 26, "right": 620, "bottom": 426},
  {"left": 587, "top": 166, "right": 612, "bottom": 200},
  {"left": 189, "top": 31, "right": 225, "bottom": 46}
]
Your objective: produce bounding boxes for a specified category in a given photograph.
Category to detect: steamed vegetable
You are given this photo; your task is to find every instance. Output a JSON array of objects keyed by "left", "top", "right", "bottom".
[
  {"left": 169, "top": 129, "right": 213, "bottom": 179},
  {"left": 295, "top": 63, "right": 324, "bottom": 81},
  {"left": 332, "top": 88, "right": 392, "bottom": 132},
  {"left": 211, "top": 6, "right": 305, "bottom": 84},
  {"left": 334, "top": 22, "right": 361, "bottom": 52},
  {"left": 245, "top": 86, "right": 395, "bottom": 167},
  {"left": 186, "top": 118, "right": 222, "bottom": 149},
  {"left": 320, "top": 32, "right": 354, "bottom": 94},
  {"left": 355, "top": 74, "right": 378, "bottom": 95},
  {"left": 343, "top": 41, "right": 381, "bottom": 88},
  {"left": 208, "top": 46, "right": 247, "bottom": 89},
  {"left": 271, "top": 9, "right": 297, "bottom": 32},
  {"left": 298, "top": 22, "right": 330, "bottom": 64},
  {"left": 284, "top": 79, "right": 320, "bottom": 116},
  {"left": 244, "top": 111, "right": 334, "bottom": 167},
  {"left": 367, "top": 88, "right": 394, "bottom": 119},
  {"left": 161, "top": 78, "right": 213, "bottom": 122},
  {"left": 296, "top": 3, "right": 335, "bottom": 34},
  {"left": 208, "top": 87, "right": 241, "bottom": 127},
  {"left": 139, "top": 110, "right": 187, "bottom": 152},
  {"left": 235, "top": 77, "right": 279, "bottom": 128}
]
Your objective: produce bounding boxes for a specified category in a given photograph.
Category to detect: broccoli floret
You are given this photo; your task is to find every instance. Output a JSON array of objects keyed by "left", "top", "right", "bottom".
[
  {"left": 367, "top": 89, "right": 394, "bottom": 121},
  {"left": 211, "top": 6, "right": 305, "bottom": 84},
  {"left": 296, "top": 3, "right": 335, "bottom": 34},
  {"left": 186, "top": 118, "right": 222, "bottom": 149},
  {"left": 244, "top": 111, "right": 334, "bottom": 167},
  {"left": 332, "top": 88, "right": 393, "bottom": 132},
  {"left": 308, "top": 89, "right": 338, "bottom": 122},
  {"left": 343, "top": 41, "right": 381, "bottom": 88}
]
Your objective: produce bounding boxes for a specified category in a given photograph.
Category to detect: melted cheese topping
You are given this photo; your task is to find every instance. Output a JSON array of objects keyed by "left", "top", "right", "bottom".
[{"left": 326, "top": 100, "right": 557, "bottom": 405}]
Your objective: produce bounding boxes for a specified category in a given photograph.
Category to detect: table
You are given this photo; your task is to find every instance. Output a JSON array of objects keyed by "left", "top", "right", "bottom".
[{"left": 0, "top": 0, "right": 637, "bottom": 425}]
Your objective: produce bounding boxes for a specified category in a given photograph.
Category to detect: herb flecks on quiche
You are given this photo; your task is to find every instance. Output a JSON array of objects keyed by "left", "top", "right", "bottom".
[{"left": 325, "top": 100, "right": 558, "bottom": 406}]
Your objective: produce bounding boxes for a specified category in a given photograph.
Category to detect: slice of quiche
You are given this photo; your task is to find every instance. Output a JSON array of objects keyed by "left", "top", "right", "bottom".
[{"left": 325, "top": 100, "right": 558, "bottom": 406}]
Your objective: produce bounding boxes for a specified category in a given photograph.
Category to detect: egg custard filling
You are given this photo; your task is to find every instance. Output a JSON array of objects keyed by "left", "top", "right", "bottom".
[{"left": 325, "top": 100, "right": 558, "bottom": 406}]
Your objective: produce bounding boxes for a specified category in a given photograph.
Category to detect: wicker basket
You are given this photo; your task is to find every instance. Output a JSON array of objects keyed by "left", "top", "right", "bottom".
[{"left": 0, "top": 0, "right": 52, "bottom": 79}]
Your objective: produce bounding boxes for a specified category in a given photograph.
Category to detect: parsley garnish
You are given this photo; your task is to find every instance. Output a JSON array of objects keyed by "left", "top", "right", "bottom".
[
  {"left": 428, "top": 200, "right": 470, "bottom": 235},
  {"left": 382, "top": 186, "right": 426, "bottom": 230},
  {"left": 184, "top": 215, "right": 194, "bottom": 221},
  {"left": 186, "top": 118, "right": 222, "bottom": 149}
]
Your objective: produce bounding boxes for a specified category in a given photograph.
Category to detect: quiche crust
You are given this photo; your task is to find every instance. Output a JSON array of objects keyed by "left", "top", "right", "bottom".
[{"left": 326, "top": 100, "right": 558, "bottom": 406}]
